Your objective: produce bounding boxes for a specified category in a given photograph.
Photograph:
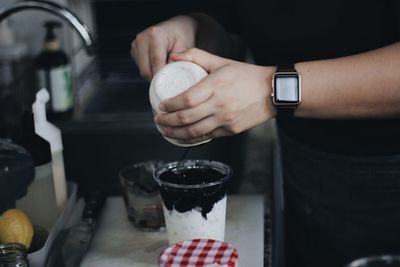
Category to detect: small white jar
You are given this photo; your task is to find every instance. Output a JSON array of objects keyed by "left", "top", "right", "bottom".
[{"left": 149, "top": 61, "right": 210, "bottom": 147}]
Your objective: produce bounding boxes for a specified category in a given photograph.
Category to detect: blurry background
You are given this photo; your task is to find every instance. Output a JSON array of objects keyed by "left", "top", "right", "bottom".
[{"left": 0, "top": 0, "right": 275, "bottom": 197}]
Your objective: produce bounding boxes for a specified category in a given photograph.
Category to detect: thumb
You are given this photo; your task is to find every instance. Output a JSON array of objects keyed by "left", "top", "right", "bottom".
[{"left": 169, "top": 48, "right": 229, "bottom": 73}]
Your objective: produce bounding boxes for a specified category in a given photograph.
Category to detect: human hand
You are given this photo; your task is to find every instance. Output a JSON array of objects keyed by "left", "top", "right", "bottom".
[
  {"left": 155, "top": 48, "right": 277, "bottom": 144},
  {"left": 131, "top": 15, "right": 197, "bottom": 80}
]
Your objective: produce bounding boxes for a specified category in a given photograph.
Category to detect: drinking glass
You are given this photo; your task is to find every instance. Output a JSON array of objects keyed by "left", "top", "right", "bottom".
[
  {"left": 153, "top": 159, "right": 232, "bottom": 245},
  {"left": 119, "top": 161, "right": 165, "bottom": 231}
]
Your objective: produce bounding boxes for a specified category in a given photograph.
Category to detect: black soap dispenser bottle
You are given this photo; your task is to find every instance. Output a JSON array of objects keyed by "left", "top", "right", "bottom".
[{"left": 35, "top": 21, "right": 73, "bottom": 120}]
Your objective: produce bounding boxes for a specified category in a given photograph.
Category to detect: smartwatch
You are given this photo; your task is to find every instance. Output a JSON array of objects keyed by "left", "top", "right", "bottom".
[{"left": 271, "top": 64, "right": 301, "bottom": 118}]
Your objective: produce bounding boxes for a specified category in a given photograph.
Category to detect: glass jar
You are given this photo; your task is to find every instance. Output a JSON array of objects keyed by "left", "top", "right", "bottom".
[
  {"left": 0, "top": 243, "right": 29, "bottom": 267},
  {"left": 119, "top": 161, "right": 165, "bottom": 231},
  {"left": 153, "top": 159, "right": 232, "bottom": 245}
]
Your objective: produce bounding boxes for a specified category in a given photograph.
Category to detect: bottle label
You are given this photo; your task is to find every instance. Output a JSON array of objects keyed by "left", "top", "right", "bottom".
[{"left": 37, "top": 65, "right": 73, "bottom": 112}]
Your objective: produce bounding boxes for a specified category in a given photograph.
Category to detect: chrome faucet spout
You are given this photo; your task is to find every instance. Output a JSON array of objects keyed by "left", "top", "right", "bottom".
[{"left": 0, "top": 0, "right": 95, "bottom": 55}]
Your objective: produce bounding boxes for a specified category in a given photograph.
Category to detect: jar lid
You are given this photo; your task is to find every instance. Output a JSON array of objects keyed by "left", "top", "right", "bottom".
[
  {"left": 0, "top": 243, "right": 28, "bottom": 265},
  {"left": 159, "top": 239, "right": 239, "bottom": 267},
  {"left": 149, "top": 61, "right": 208, "bottom": 114}
]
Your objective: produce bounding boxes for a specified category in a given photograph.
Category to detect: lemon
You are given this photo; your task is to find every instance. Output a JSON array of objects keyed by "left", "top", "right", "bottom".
[{"left": 0, "top": 209, "right": 34, "bottom": 249}]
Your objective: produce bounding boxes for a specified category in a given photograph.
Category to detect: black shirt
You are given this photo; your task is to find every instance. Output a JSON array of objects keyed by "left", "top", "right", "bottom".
[{"left": 194, "top": 0, "right": 400, "bottom": 155}]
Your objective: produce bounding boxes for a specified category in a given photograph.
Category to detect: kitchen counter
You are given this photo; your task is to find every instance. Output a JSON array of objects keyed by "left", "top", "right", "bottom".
[{"left": 80, "top": 195, "right": 264, "bottom": 267}]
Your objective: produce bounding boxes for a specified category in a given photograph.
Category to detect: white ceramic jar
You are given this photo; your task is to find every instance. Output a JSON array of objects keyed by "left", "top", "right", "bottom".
[{"left": 149, "top": 61, "right": 210, "bottom": 147}]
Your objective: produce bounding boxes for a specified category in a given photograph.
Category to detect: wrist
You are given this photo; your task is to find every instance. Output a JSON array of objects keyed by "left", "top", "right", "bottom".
[{"left": 264, "top": 66, "right": 278, "bottom": 118}]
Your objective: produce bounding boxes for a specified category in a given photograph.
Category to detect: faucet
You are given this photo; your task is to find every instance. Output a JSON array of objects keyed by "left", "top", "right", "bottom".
[{"left": 0, "top": 0, "right": 95, "bottom": 55}]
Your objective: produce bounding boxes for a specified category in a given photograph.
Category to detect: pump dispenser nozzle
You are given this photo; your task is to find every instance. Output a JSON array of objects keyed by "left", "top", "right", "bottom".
[
  {"left": 32, "top": 88, "right": 62, "bottom": 152},
  {"left": 32, "top": 88, "right": 67, "bottom": 211},
  {"left": 32, "top": 88, "right": 50, "bottom": 124},
  {"left": 44, "top": 20, "right": 62, "bottom": 42}
]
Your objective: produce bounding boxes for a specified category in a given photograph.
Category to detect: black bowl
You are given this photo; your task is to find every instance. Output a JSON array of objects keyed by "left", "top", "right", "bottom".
[{"left": 0, "top": 139, "right": 34, "bottom": 214}]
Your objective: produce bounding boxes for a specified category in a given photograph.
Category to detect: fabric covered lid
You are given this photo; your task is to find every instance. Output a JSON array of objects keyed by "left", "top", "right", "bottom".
[{"left": 159, "top": 239, "right": 239, "bottom": 267}]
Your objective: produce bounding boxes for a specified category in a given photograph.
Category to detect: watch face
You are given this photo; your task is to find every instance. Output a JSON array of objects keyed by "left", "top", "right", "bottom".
[{"left": 273, "top": 73, "right": 301, "bottom": 105}]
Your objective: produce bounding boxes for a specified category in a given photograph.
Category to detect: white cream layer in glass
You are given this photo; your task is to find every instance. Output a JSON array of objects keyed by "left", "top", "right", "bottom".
[{"left": 163, "top": 196, "right": 227, "bottom": 245}]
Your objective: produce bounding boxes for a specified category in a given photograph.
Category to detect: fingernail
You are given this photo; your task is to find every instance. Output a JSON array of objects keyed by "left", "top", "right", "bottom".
[{"left": 159, "top": 103, "right": 166, "bottom": 112}]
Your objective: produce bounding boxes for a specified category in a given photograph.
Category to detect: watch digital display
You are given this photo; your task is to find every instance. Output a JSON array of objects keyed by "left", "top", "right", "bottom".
[{"left": 273, "top": 73, "right": 300, "bottom": 105}]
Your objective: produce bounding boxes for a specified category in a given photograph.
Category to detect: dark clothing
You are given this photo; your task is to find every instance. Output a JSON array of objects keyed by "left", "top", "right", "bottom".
[
  {"left": 192, "top": 1, "right": 400, "bottom": 267},
  {"left": 280, "top": 130, "right": 400, "bottom": 267},
  {"left": 194, "top": 0, "right": 400, "bottom": 156}
]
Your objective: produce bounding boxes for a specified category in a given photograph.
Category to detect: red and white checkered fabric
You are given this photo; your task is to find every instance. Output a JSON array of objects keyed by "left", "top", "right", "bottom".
[{"left": 159, "top": 239, "right": 239, "bottom": 267}]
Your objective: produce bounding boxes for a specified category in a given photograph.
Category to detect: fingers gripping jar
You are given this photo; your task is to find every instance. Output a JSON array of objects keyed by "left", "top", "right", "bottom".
[{"left": 149, "top": 61, "right": 209, "bottom": 147}]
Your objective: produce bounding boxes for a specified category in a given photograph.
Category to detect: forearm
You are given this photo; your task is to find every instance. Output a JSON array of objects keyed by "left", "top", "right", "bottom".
[
  {"left": 295, "top": 42, "right": 400, "bottom": 119},
  {"left": 189, "top": 13, "right": 245, "bottom": 60}
]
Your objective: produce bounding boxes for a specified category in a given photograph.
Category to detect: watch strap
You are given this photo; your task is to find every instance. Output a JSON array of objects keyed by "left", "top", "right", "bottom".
[
  {"left": 276, "top": 64, "right": 297, "bottom": 119},
  {"left": 276, "top": 64, "right": 296, "bottom": 72},
  {"left": 276, "top": 106, "right": 295, "bottom": 118}
]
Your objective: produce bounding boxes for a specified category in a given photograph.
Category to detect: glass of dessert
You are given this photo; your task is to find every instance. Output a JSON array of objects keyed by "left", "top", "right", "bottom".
[{"left": 153, "top": 160, "right": 232, "bottom": 245}]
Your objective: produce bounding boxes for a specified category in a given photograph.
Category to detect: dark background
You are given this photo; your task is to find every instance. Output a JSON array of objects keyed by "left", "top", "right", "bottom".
[{"left": 60, "top": 0, "right": 247, "bottom": 196}]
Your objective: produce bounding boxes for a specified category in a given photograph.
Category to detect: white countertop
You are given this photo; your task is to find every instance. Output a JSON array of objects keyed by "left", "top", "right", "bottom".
[{"left": 80, "top": 195, "right": 264, "bottom": 267}]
